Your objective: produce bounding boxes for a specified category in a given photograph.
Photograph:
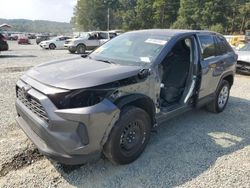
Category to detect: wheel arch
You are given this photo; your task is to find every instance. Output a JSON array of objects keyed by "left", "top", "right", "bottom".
[
  {"left": 217, "top": 71, "right": 234, "bottom": 91},
  {"left": 114, "top": 94, "right": 156, "bottom": 126},
  {"left": 77, "top": 43, "right": 86, "bottom": 48},
  {"left": 49, "top": 43, "right": 56, "bottom": 48}
]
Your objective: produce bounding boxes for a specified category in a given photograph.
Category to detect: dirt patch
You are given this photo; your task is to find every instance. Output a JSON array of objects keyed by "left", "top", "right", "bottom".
[{"left": 0, "top": 148, "right": 43, "bottom": 177}]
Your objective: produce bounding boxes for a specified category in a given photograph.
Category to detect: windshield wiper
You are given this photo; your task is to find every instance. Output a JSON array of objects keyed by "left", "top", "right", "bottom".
[{"left": 96, "top": 59, "right": 116, "bottom": 64}]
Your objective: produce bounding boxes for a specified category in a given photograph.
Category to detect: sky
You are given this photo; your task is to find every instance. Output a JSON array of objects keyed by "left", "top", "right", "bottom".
[{"left": 0, "top": 0, "right": 77, "bottom": 23}]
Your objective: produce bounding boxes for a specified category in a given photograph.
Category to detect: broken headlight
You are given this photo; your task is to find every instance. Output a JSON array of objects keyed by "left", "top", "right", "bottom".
[{"left": 48, "top": 89, "right": 112, "bottom": 109}]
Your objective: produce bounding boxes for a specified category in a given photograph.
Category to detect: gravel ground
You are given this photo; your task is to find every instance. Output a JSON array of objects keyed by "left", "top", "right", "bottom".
[{"left": 0, "top": 41, "right": 250, "bottom": 188}]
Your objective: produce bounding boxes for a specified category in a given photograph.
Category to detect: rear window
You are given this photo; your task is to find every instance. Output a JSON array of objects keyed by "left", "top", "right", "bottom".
[
  {"left": 215, "top": 36, "right": 233, "bottom": 55},
  {"left": 198, "top": 35, "right": 216, "bottom": 59}
]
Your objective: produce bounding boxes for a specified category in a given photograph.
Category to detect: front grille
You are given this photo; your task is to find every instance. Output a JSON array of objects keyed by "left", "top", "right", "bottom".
[{"left": 17, "top": 86, "right": 49, "bottom": 123}]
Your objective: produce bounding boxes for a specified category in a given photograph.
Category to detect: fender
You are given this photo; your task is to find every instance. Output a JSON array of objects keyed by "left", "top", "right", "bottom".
[
  {"left": 100, "top": 94, "right": 156, "bottom": 147},
  {"left": 195, "top": 71, "right": 234, "bottom": 108},
  {"left": 215, "top": 71, "right": 234, "bottom": 92},
  {"left": 114, "top": 93, "right": 156, "bottom": 116}
]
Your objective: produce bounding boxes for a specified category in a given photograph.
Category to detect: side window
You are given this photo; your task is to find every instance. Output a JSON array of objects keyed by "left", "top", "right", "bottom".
[
  {"left": 89, "top": 34, "right": 97, "bottom": 40},
  {"left": 216, "top": 36, "right": 233, "bottom": 55},
  {"left": 98, "top": 32, "right": 109, "bottom": 40},
  {"left": 198, "top": 35, "right": 216, "bottom": 59},
  {"left": 109, "top": 33, "right": 117, "bottom": 39}
]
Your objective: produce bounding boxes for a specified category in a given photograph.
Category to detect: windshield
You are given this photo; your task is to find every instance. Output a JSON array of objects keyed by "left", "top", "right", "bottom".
[
  {"left": 78, "top": 32, "right": 89, "bottom": 39},
  {"left": 52, "top": 36, "right": 60, "bottom": 40},
  {"left": 89, "top": 32, "right": 171, "bottom": 67},
  {"left": 239, "top": 44, "right": 250, "bottom": 51}
]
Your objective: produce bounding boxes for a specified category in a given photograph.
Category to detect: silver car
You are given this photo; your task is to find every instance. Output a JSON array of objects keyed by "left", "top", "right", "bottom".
[
  {"left": 64, "top": 31, "right": 117, "bottom": 54},
  {"left": 236, "top": 43, "right": 250, "bottom": 75}
]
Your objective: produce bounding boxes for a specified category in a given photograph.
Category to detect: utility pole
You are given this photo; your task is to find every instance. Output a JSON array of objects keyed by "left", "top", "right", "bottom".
[{"left": 107, "top": 7, "right": 110, "bottom": 31}]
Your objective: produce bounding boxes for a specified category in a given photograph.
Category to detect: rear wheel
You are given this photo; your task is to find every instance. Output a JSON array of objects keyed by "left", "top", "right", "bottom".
[
  {"left": 103, "top": 106, "right": 151, "bottom": 165},
  {"left": 49, "top": 43, "right": 56, "bottom": 50},
  {"left": 76, "top": 44, "right": 86, "bottom": 54},
  {"left": 206, "top": 80, "right": 230, "bottom": 113}
]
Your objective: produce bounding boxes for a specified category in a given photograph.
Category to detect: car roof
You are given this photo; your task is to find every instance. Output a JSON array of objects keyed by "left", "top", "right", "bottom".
[{"left": 127, "top": 29, "right": 218, "bottom": 37}]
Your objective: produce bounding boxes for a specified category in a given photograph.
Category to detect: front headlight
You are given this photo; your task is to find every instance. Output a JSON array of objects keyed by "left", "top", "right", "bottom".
[{"left": 48, "top": 89, "right": 113, "bottom": 109}]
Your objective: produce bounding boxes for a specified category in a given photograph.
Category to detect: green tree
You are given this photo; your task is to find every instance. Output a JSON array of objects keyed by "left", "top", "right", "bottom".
[
  {"left": 153, "top": 0, "right": 180, "bottom": 28},
  {"left": 202, "top": 0, "right": 229, "bottom": 30},
  {"left": 173, "top": 0, "right": 204, "bottom": 29}
]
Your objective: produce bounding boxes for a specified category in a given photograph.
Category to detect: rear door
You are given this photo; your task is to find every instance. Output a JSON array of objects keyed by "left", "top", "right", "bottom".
[
  {"left": 57, "top": 37, "right": 67, "bottom": 48},
  {"left": 196, "top": 34, "right": 222, "bottom": 100},
  {"left": 86, "top": 34, "right": 100, "bottom": 50},
  {"left": 98, "top": 32, "right": 110, "bottom": 44},
  {"left": 214, "top": 35, "right": 237, "bottom": 70}
]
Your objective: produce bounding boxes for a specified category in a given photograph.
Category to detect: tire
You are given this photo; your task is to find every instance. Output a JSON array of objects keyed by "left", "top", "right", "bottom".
[
  {"left": 103, "top": 106, "right": 151, "bottom": 165},
  {"left": 206, "top": 80, "right": 230, "bottom": 113},
  {"left": 49, "top": 43, "right": 56, "bottom": 50},
  {"left": 76, "top": 44, "right": 86, "bottom": 54}
]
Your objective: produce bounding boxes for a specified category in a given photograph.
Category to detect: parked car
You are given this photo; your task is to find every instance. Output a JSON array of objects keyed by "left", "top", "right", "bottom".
[
  {"left": 27, "top": 33, "right": 36, "bottom": 39},
  {"left": 64, "top": 31, "right": 116, "bottom": 54},
  {"left": 8, "top": 34, "right": 18, "bottom": 41},
  {"left": 236, "top": 43, "right": 250, "bottom": 75},
  {"left": 0, "top": 33, "right": 9, "bottom": 51},
  {"left": 245, "top": 30, "right": 250, "bottom": 42},
  {"left": 18, "top": 36, "right": 31, "bottom": 44},
  {"left": 36, "top": 35, "right": 50, "bottom": 44},
  {"left": 15, "top": 29, "right": 237, "bottom": 165},
  {"left": 229, "top": 35, "right": 246, "bottom": 47},
  {"left": 40, "top": 36, "right": 71, "bottom": 50}
]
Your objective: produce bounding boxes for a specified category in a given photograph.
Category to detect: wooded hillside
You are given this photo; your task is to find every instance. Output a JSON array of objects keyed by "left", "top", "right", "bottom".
[{"left": 71, "top": 0, "right": 250, "bottom": 34}]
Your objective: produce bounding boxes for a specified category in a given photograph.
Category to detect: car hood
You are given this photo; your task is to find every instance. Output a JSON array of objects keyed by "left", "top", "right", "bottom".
[
  {"left": 40, "top": 39, "right": 53, "bottom": 43},
  {"left": 25, "top": 56, "right": 141, "bottom": 90},
  {"left": 237, "top": 51, "right": 250, "bottom": 62}
]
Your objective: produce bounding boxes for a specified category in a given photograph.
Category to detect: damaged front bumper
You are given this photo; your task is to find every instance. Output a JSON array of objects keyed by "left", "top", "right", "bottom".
[{"left": 15, "top": 79, "right": 120, "bottom": 165}]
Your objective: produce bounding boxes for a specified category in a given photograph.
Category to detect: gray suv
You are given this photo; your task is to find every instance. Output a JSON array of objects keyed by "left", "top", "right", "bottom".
[{"left": 16, "top": 29, "right": 237, "bottom": 165}]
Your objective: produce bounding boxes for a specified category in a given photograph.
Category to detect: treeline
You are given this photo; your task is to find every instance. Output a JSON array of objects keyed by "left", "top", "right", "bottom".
[
  {"left": 0, "top": 19, "right": 73, "bottom": 34},
  {"left": 72, "top": 0, "right": 250, "bottom": 34}
]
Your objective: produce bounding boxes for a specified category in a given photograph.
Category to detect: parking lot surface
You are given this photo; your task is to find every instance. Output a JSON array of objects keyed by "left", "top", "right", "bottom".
[{"left": 0, "top": 41, "right": 250, "bottom": 188}]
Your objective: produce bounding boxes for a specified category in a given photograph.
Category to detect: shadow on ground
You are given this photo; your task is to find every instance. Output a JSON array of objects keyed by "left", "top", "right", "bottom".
[
  {"left": 53, "top": 96, "right": 250, "bottom": 187},
  {"left": 0, "top": 54, "right": 36, "bottom": 58}
]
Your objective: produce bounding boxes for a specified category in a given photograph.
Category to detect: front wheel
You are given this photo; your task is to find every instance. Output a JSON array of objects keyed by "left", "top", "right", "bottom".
[
  {"left": 49, "top": 43, "right": 56, "bottom": 50},
  {"left": 76, "top": 44, "right": 86, "bottom": 54},
  {"left": 103, "top": 106, "right": 151, "bottom": 165},
  {"left": 206, "top": 80, "right": 230, "bottom": 113}
]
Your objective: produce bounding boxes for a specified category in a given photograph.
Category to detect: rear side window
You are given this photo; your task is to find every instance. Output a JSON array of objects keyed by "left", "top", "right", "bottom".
[
  {"left": 215, "top": 36, "right": 233, "bottom": 55},
  {"left": 198, "top": 35, "right": 216, "bottom": 59},
  {"left": 98, "top": 32, "right": 109, "bottom": 39}
]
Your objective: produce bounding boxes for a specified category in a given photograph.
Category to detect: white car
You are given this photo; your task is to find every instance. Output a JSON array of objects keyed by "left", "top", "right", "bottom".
[
  {"left": 236, "top": 43, "right": 250, "bottom": 75},
  {"left": 40, "top": 36, "right": 71, "bottom": 50}
]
